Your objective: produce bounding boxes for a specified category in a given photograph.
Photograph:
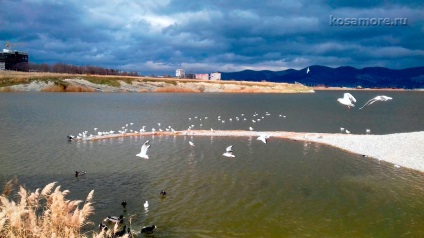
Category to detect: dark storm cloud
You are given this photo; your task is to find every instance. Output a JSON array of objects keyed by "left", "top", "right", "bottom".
[{"left": 0, "top": 0, "right": 422, "bottom": 75}]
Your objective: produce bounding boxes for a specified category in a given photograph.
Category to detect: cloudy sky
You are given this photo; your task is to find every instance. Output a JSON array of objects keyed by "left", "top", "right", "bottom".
[{"left": 1, "top": 0, "right": 423, "bottom": 75}]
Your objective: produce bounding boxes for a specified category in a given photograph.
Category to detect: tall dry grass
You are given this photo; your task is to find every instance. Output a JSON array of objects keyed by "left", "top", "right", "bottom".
[{"left": 0, "top": 179, "right": 128, "bottom": 238}]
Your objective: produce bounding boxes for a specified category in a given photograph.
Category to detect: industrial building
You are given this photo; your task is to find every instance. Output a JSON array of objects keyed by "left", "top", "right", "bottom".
[
  {"left": 210, "top": 72, "right": 221, "bottom": 80},
  {"left": 0, "top": 48, "right": 29, "bottom": 71},
  {"left": 176, "top": 69, "right": 221, "bottom": 80}
]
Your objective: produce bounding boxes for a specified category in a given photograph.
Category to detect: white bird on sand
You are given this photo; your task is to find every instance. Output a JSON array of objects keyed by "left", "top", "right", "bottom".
[
  {"left": 249, "top": 127, "right": 254, "bottom": 131},
  {"left": 359, "top": 95, "right": 393, "bottom": 109},
  {"left": 340, "top": 127, "right": 345, "bottom": 132},
  {"left": 136, "top": 140, "right": 150, "bottom": 159},
  {"left": 337, "top": 93, "right": 356, "bottom": 108},
  {"left": 345, "top": 129, "right": 351, "bottom": 134},
  {"left": 144, "top": 201, "right": 149, "bottom": 208},
  {"left": 306, "top": 67, "right": 310, "bottom": 74},
  {"left": 257, "top": 134, "right": 270, "bottom": 144},
  {"left": 189, "top": 141, "right": 195, "bottom": 146},
  {"left": 366, "top": 129, "right": 371, "bottom": 134},
  {"left": 223, "top": 145, "right": 235, "bottom": 158}
]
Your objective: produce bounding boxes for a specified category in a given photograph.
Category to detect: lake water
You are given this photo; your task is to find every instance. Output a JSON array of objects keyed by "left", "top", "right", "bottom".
[{"left": 1, "top": 91, "right": 424, "bottom": 237}]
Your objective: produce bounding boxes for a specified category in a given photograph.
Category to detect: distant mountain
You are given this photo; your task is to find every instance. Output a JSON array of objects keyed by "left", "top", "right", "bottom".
[{"left": 221, "top": 66, "right": 424, "bottom": 89}]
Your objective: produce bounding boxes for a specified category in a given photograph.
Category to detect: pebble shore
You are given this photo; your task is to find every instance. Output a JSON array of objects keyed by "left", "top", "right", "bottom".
[
  {"left": 80, "top": 130, "right": 424, "bottom": 173},
  {"left": 307, "top": 131, "right": 424, "bottom": 172}
]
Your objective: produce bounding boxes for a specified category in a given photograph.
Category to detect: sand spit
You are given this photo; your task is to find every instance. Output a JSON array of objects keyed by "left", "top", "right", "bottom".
[{"left": 77, "top": 130, "right": 424, "bottom": 173}]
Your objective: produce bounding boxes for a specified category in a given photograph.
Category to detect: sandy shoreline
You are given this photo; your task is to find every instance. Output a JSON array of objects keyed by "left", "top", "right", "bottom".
[
  {"left": 77, "top": 130, "right": 424, "bottom": 173},
  {"left": 312, "top": 87, "right": 410, "bottom": 91}
]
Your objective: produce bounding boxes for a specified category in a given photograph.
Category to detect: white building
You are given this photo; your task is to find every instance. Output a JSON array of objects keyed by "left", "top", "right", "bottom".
[
  {"left": 210, "top": 72, "right": 221, "bottom": 80},
  {"left": 176, "top": 69, "right": 185, "bottom": 78}
]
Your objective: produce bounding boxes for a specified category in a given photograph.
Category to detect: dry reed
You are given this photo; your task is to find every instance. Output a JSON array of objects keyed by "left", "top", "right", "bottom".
[{"left": 0, "top": 179, "right": 127, "bottom": 237}]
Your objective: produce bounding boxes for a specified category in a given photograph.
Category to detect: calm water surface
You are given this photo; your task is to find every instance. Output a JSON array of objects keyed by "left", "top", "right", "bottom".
[{"left": 1, "top": 91, "right": 424, "bottom": 237}]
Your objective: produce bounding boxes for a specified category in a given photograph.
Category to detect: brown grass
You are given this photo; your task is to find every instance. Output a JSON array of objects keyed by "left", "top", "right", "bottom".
[
  {"left": 153, "top": 86, "right": 201, "bottom": 93},
  {"left": 0, "top": 179, "right": 128, "bottom": 238},
  {"left": 0, "top": 87, "right": 15, "bottom": 92},
  {"left": 65, "top": 85, "right": 96, "bottom": 92},
  {"left": 41, "top": 84, "right": 96, "bottom": 92},
  {"left": 41, "top": 85, "right": 66, "bottom": 92}
]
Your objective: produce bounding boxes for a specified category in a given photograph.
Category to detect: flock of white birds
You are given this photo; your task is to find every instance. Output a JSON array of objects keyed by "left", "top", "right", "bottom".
[
  {"left": 135, "top": 111, "right": 282, "bottom": 159},
  {"left": 336, "top": 92, "right": 393, "bottom": 134},
  {"left": 68, "top": 110, "right": 290, "bottom": 161},
  {"left": 68, "top": 92, "right": 393, "bottom": 160}
]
